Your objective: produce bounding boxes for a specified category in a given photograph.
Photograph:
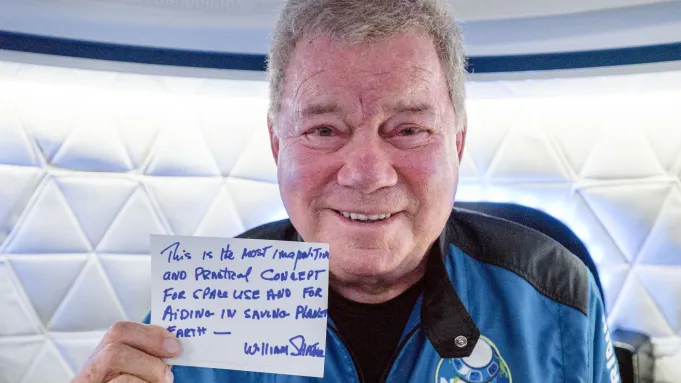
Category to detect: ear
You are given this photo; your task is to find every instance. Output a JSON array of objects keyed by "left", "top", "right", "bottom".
[
  {"left": 456, "top": 119, "right": 467, "bottom": 163},
  {"left": 268, "top": 114, "right": 280, "bottom": 166}
]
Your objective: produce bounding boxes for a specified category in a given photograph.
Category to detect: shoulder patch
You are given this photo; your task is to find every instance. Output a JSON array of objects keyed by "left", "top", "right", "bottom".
[
  {"left": 435, "top": 335, "right": 512, "bottom": 383},
  {"left": 446, "top": 209, "right": 589, "bottom": 315}
]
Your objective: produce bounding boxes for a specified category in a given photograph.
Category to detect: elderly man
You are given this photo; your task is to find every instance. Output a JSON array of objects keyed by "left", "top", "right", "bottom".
[{"left": 74, "top": 0, "right": 620, "bottom": 382}]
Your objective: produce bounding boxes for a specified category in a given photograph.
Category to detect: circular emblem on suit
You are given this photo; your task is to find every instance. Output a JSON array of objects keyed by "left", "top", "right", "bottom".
[{"left": 435, "top": 336, "right": 512, "bottom": 383}]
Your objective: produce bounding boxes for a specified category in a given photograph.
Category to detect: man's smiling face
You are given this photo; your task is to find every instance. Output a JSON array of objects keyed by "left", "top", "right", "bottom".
[{"left": 269, "top": 30, "right": 465, "bottom": 293}]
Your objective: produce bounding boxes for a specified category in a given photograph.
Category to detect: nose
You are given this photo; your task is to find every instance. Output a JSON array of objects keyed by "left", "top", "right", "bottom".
[{"left": 337, "top": 134, "right": 398, "bottom": 194}]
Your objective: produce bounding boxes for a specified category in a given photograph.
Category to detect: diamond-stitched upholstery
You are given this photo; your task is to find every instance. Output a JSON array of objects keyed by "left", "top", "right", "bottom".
[{"left": 0, "top": 57, "right": 679, "bottom": 382}]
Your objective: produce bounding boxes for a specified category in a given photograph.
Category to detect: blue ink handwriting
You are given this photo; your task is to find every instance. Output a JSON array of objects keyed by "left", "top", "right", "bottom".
[
  {"left": 167, "top": 325, "right": 207, "bottom": 338},
  {"left": 195, "top": 266, "right": 253, "bottom": 282},
  {"left": 271, "top": 247, "right": 329, "bottom": 271},
  {"left": 302, "top": 287, "right": 323, "bottom": 298},
  {"left": 293, "top": 248, "right": 329, "bottom": 271},
  {"left": 163, "top": 287, "right": 186, "bottom": 302},
  {"left": 266, "top": 288, "right": 292, "bottom": 301},
  {"left": 244, "top": 341, "right": 291, "bottom": 356},
  {"left": 221, "top": 245, "right": 234, "bottom": 261},
  {"left": 193, "top": 287, "right": 229, "bottom": 300},
  {"left": 232, "top": 289, "right": 260, "bottom": 300},
  {"left": 163, "top": 270, "right": 187, "bottom": 281},
  {"left": 244, "top": 308, "right": 290, "bottom": 320},
  {"left": 221, "top": 309, "right": 237, "bottom": 319},
  {"left": 161, "top": 242, "right": 192, "bottom": 264},
  {"left": 295, "top": 305, "right": 327, "bottom": 320},
  {"left": 242, "top": 245, "right": 272, "bottom": 259},
  {"left": 289, "top": 335, "right": 325, "bottom": 358},
  {"left": 260, "top": 269, "right": 326, "bottom": 282},
  {"left": 162, "top": 305, "right": 215, "bottom": 322}
]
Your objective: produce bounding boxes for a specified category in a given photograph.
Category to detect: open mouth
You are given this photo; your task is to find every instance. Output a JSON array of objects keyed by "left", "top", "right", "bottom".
[{"left": 334, "top": 210, "right": 397, "bottom": 223}]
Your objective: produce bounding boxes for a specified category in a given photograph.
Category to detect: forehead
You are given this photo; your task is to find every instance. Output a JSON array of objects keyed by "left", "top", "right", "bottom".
[{"left": 282, "top": 31, "right": 449, "bottom": 111}]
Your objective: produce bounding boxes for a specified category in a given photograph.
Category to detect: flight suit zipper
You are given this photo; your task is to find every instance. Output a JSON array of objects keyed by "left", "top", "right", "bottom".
[
  {"left": 378, "top": 326, "right": 420, "bottom": 383},
  {"left": 328, "top": 325, "right": 366, "bottom": 383}
]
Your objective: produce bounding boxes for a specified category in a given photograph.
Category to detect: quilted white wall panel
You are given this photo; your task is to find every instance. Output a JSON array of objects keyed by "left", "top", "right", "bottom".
[{"left": 0, "top": 58, "right": 679, "bottom": 383}]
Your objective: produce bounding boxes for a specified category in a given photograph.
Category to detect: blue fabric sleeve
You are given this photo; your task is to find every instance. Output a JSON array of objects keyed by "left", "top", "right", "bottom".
[{"left": 588, "top": 271, "right": 621, "bottom": 383}]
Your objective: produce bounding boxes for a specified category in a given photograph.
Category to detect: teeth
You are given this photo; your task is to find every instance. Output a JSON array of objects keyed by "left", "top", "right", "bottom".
[{"left": 340, "top": 212, "right": 392, "bottom": 221}]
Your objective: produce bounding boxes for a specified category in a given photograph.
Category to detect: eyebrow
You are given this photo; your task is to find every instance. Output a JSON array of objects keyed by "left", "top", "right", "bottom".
[
  {"left": 299, "top": 101, "right": 434, "bottom": 118},
  {"left": 385, "top": 102, "right": 434, "bottom": 115},
  {"left": 300, "top": 103, "right": 341, "bottom": 118}
]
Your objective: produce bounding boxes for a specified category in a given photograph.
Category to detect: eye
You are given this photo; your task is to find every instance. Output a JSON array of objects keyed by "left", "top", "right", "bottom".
[
  {"left": 301, "top": 125, "right": 345, "bottom": 151},
  {"left": 315, "top": 126, "right": 334, "bottom": 137},
  {"left": 388, "top": 125, "right": 432, "bottom": 149},
  {"left": 398, "top": 126, "right": 422, "bottom": 136},
  {"left": 305, "top": 126, "right": 335, "bottom": 137}
]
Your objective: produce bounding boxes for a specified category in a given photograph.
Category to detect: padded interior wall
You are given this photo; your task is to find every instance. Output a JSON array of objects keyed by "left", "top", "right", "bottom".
[{"left": 0, "top": 58, "right": 679, "bottom": 382}]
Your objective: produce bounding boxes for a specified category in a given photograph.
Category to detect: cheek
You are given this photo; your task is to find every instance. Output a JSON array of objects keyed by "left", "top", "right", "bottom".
[
  {"left": 277, "top": 144, "right": 337, "bottom": 203},
  {"left": 400, "top": 147, "right": 458, "bottom": 210}
]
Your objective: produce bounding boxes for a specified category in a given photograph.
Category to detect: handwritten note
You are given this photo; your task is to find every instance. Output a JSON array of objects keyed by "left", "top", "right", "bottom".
[{"left": 150, "top": 234, "right": 330, "bottom": 378}]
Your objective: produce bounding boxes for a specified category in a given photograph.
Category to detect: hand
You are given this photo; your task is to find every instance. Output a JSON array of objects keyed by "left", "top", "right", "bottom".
[{"left": 72, "top": 321, "right": 180, "bottom": 383}]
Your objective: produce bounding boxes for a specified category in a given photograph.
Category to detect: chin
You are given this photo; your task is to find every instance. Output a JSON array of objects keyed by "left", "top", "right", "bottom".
[{"left": 330, "top": 247, "right": 404, "bottom": 280}]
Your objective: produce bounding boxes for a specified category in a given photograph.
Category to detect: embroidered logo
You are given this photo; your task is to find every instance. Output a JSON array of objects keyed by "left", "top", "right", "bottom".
[{"left": 435, "top": 335, "right": 511, "bottom": 383}]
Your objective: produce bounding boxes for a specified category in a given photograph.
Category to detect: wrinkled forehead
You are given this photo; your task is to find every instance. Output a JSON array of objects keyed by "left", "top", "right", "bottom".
[{"left": 281, "top": 32, "right": 450, "bottom": 115}]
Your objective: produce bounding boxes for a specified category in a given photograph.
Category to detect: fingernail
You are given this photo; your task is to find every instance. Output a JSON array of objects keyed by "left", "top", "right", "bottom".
[
  {"left": 163, "top": 337, "right": 181, "bottom": 354},
  {"left": 165, "top": 366, "right": 174, "bottom": 383}
]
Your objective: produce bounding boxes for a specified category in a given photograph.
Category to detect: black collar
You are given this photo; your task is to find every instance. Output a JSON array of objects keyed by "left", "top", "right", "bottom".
[{"left": 420, "top": 230, "right": 480, "bottom": 358}]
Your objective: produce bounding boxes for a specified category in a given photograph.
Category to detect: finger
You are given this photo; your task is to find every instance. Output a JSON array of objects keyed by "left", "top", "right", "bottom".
[
  {"left": 95, "top": 342, "right": 172, "bottom": 383},
  {"left": 95, "top": 321, "right": 181, "bottom": 359},
  {"left": 107, "top": 374, "right": 150, "bottom": 383}
]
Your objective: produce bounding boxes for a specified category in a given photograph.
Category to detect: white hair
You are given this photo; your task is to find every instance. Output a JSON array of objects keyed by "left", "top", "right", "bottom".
[{"left": 267, "top": 0, "right": 467, "bottom": 132}]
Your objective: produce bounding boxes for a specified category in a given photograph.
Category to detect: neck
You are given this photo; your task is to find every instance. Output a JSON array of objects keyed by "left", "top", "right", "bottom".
[{"left": 330, "top": 254, "right": 428, "bottom": 304}]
